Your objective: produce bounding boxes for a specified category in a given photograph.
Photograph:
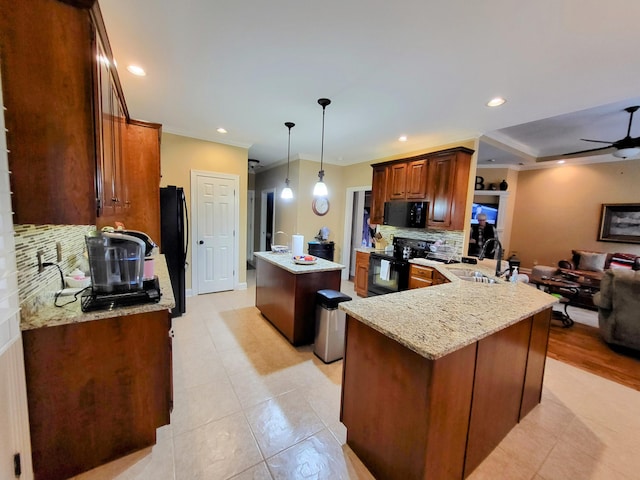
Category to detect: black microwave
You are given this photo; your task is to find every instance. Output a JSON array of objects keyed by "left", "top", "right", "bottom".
[{"left": 383, "top": 201, "right": 427, "bottom": 228}]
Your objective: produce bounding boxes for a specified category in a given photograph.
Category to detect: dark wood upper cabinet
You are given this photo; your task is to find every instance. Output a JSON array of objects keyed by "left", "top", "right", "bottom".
[
  {"left": 387, "top": 162, "right": 408, "bottom": 200},
  {"left": 370, "top": 146, "right": 473, "bottom": 231},
  {"left": 370, "top": 165, "right": 387, "bottom": 225},
  {"left": 406, "top": 158, "right": 428, "bottom": 199},
  {"left": 0, "top": 0, "right": 97, "bottom": 224},
  {"left": 426, "top": 149, "right": 472, "bottom": 230},
  {"left": 1, "top": 0, "right": 161, "bottom": 235}
]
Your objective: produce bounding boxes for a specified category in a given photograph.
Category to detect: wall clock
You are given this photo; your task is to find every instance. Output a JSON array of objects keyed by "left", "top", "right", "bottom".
[{"left": 312, "top": 197, "right": 330, "bottom": 216}]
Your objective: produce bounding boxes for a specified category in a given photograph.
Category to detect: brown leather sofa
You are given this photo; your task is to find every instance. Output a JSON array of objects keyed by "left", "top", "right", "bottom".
[
  {"left": 555, "top": 250, "right": 640, "bottom": 309},
  {"left": 593, "top": 269, "right": 640, "bottom": 352},
  {"left": 558, "top": 250, "right": 640, "bottom": 284}
]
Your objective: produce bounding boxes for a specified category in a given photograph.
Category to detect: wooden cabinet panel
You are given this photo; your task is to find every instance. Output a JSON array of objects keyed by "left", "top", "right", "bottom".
[
  {"left": 22, "top": 310, "right": 172, "bottom": 480},
  {"left": 427, "top": 150, "right": 472, "bottom": 230},
  {"left": 387, "top": 163, "right": 408, "bottom": 200},
  {"left": 341, "top": 317, "right": 476, "bottom": 480},
  {"left": 427, "top": 153, "right": 456, "bottom": 228},
  {"left": 1, "top": 0, "right": 161, "bottom": 228},
  {"left": 0, "top": 0, "right": 97, "bottom": 224},
  {"left": 355, "top": 251, "right": 370, "bottom": 297},
  {"left": 96, "top": 120, "right": 161, "bottom": 242},
  {"left": 464, "top": 318, "right": 532, "bottom": 476},
  {"left": 370, "top": 166, "right": 386, "bottom": 225},
  {"left": 520, "top": 308, "right": 551, "bottom": 419},
  {"left": 406, "top": 159, "right": 428, "bottom": 199},
  {"left": 255, "top": 257, "right": 341, "bottom": 345},
  {"left": 342, "top": 308, "right": 551, "bottom": 479},
  {"left": 408, "top": 264, "right": 449, "bottom": 289}
]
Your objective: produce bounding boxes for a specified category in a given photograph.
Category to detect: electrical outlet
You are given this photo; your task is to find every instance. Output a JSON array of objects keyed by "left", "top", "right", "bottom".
[
  {"left": 56, "top": 242, "right": 62, "bottom": 262},
  {"left": 37, "top": 250, "right": 44, "bottom": 273}
]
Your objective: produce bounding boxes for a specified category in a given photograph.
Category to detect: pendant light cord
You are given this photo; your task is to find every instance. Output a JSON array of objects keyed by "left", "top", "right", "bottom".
[
  {"left": 317, "top": 98, "right": 331, "bottom": 179},
  {"left": 284, "top": 122, "right": 295, "bottom": 183},
  {"left": 320, "top": 106, "right": 325, "bottom": 173}
]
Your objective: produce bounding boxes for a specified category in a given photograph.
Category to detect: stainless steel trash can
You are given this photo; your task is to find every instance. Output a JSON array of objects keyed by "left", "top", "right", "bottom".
[{"left": 314, "top": 289, "right": 352, "bottom": 363}]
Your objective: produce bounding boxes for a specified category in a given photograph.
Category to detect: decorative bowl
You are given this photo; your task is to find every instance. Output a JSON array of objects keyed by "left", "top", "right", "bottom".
[{"left": 293, "top": 255, "right": 317, "bottom": 265}]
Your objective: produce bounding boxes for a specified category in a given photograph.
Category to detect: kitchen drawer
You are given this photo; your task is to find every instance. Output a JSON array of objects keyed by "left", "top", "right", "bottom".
[
  {"left": 410, "top": 264, "right": 435, "bottom": 279},
  {"left": 409, "top": 276, "right": 433, "bottom": 289}
]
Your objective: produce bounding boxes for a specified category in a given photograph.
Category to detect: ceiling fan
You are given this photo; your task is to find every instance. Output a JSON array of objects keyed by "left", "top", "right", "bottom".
[{"left": 537, "top": 105, "right": 640, "bottom": 162}]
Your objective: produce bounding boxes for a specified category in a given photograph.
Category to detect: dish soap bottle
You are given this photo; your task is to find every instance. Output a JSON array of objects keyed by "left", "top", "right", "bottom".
[{"left": 510, "top": 266, "right": 519, "bottom": 284}]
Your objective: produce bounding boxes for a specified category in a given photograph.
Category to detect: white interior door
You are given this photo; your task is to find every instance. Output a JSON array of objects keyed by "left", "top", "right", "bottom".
[
  {"left": 341, "top": 185, "right": 371, "bottom": 280},
  {"left": 193, "top": 172, "right": 237, "bottom": 294},
  {"left": 247, "top": 190, "right": 255, "bottom": 263}
]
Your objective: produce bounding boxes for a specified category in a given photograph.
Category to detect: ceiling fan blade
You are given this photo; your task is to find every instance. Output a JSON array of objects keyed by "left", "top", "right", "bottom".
[
  {"left": 625, "top": 106, "right": 639, "bottom": 137},
  {"left": 536, "top": 145, "right": 616, "bottom": 162},
  {"left": 579, "top": 138, "right": 615, "bottom": 144}
]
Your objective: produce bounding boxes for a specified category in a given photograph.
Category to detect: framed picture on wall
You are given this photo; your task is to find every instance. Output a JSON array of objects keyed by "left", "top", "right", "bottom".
[{"left": 598, "top": 203, "right": 640, "bottom": 244}]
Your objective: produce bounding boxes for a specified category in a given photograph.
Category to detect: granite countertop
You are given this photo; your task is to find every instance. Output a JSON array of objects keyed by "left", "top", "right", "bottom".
[
  {"left": 254, "top": 251, "right": 345, "bottom": 274},
  {"left": 21, "top": 254, "right": 176, "bottom": 331},
  {"left": 354, "top": 247, "right": 386, "bottom": 254},
  {"left": 340, "top": 260, "right": 557, "bottom": 360}
]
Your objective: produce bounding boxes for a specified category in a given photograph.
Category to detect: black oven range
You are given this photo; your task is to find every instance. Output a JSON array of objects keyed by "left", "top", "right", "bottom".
[{"left": 367, "top": 236, "right": 458, "bottom": 297}]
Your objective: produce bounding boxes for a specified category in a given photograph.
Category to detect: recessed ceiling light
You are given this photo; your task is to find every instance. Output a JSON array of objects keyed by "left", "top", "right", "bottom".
[
  {"left": 217, "top": 128, "right": 227, "bottom": 134},
  {"left": 398, "top": 135, "right": 407, "bottom": 142},
  {"left": 557, "top": 160, "right": 565, "bottom": 164},
  {"left": 126, "top": 65, "right": 146, "bottom": 76},
  {"left": 486, "top": 97, "right": 506, "bottom": 107}
]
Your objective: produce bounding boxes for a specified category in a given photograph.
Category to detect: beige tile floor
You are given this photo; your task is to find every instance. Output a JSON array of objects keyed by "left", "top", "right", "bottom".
[{"left": 75, "top": 271, "right": 640, "bottom": 480}]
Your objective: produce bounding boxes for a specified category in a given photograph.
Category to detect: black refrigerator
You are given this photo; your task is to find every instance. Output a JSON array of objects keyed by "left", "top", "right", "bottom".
[{"left": 160, "top": 185, "right": 188, "bottom": 317}]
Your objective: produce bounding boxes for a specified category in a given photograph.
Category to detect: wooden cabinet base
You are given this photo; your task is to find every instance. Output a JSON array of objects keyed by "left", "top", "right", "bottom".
[
  {"left": 341, "top": 307, "right": 551, "bottom": 480},
  {"left": 255, "top": 257, "right": 341, "bottom": 345},
  {"left": 22, "top": 311, "right": 172, "bottom": 480}
]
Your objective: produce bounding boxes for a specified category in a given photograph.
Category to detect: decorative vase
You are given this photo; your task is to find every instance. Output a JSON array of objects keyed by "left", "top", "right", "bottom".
[{"left": 499, "top": 179, "right": 508, "bottom": 191}]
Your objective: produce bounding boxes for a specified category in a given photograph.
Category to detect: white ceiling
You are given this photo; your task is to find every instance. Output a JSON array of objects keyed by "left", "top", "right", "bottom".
[{"left": 99, "top": 0, "right": 640, "bottom": 170}]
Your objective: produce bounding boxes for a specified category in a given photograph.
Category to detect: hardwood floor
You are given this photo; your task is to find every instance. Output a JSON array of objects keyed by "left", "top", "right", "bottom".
[{"left": 547, "top": 321, "right": 640, "bottom": 391}]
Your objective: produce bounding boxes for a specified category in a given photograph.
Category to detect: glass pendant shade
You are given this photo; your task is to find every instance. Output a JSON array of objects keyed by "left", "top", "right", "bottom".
[
  {"left": 281, "top": 122, "right": 295, "bottom": 199},
  {"left": 313, "top": 178, "right": 328, "bottom": 197},
  {"left": 314, "top": 98, "right": 331, "bottom": 197},
  {"left": 281, "top": 182, "right": 293, "bottom": 199}
]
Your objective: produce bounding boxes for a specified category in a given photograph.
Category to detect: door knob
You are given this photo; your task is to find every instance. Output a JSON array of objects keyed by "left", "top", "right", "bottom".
[{"left": 199, "top": 240, "right": 204, "bottom": 245}]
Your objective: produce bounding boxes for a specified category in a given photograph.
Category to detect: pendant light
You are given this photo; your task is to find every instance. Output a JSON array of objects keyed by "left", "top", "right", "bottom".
[
  {"left": 281, "top": 122, "right": 295, "bottom": 199},
  {"left": 313, "top": 98, "right": 331, "bottom": 197}
]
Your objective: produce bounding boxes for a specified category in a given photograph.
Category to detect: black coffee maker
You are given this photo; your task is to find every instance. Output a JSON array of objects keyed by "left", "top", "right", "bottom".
[{"left": 81, "top": 231, "right": 161, "bottom": 312}]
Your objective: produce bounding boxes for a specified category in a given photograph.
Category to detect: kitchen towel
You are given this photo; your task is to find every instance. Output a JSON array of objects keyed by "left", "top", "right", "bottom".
[
  {"left": 292, "top": 235, "right": 304, "bottom": 257},
  {"left": 380, "top": 259, "right": 390, "bottom": 281}
]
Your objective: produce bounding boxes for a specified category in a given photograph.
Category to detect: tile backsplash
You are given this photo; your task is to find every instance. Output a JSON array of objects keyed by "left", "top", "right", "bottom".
[
  {"left": 378, "top": 226, "right": 465, "bottom": 257},
  {"left": 14, "top": 224, "right": 95, "bottom": 317}
]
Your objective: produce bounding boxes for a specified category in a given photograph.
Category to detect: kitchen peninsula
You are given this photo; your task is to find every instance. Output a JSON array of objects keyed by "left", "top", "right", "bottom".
[
  {"left": 339, "top": 263, "right": 557, "bottom": 480},
  {"left": 254, "top": 251, "right": 344, "bottom": 345},
  {"left": 20, "top": 255, "right": 175, "bottom": 480}
]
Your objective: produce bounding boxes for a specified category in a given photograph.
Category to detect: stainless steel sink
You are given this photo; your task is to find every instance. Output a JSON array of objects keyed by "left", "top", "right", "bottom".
[{"left": 449, "top": 269, "right": 498, "bottom": 284}]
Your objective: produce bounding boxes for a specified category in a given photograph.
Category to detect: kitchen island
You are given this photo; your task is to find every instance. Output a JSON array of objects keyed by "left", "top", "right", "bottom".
[
  {"left": 339, "top": 262, "right": 557, "bottom": 480},
  {"left": 254, "top": 251, "right": 344, "bottom": 345},
  {"left": 21, "top": 255, "right": 175, "bottom": 480}
]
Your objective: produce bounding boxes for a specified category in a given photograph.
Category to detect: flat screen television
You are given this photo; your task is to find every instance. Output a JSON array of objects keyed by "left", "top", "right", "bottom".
[{"left": 471, "top": 202, "right": 498, "bottom": 225}]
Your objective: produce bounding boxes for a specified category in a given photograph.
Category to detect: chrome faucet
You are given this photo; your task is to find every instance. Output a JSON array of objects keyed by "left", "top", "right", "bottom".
[{"left": 478, "top": 238, "right": 507, "bottom": 277}]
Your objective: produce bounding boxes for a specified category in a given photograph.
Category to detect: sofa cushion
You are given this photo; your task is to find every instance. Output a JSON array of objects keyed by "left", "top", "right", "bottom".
[
  {"left": 577, "top": 251, "right": 607, "bottom": 272},
  {"left": 610, "top": 253, "right": 639, "bottom": 270}
]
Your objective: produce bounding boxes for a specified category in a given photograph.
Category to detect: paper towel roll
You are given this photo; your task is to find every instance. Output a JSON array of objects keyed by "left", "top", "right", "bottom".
[{"left": 292, "top": 235, "right": 304, "bottom": 257}]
